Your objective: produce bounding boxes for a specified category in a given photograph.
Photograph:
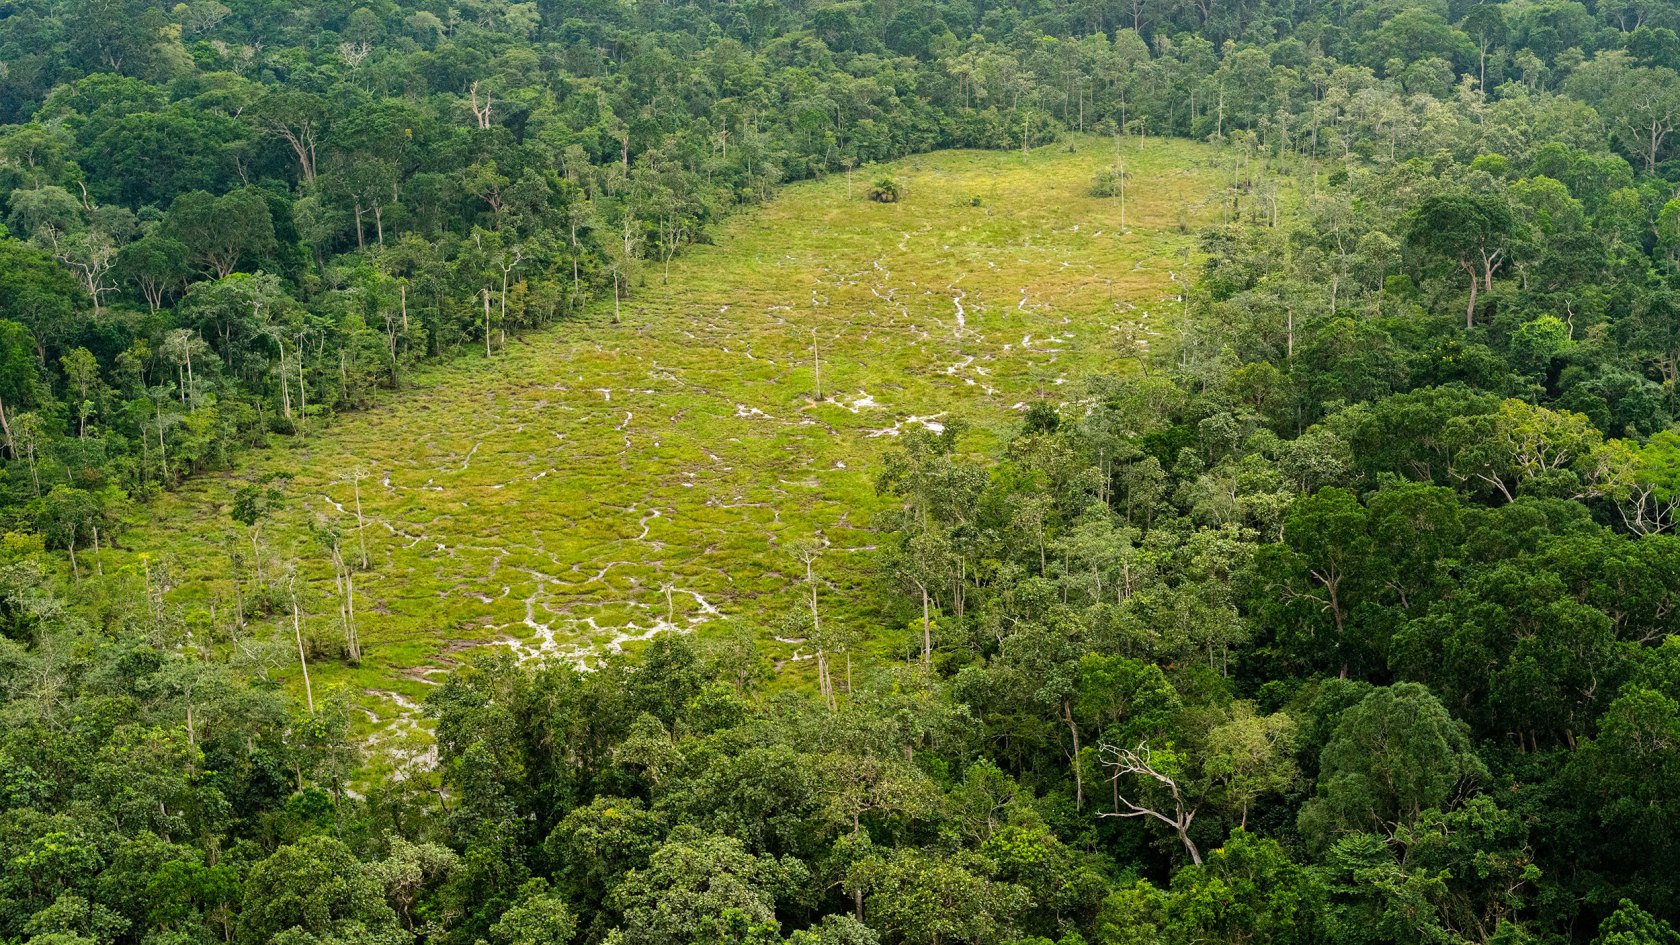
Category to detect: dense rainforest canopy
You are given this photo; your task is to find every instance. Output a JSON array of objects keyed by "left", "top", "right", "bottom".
[{"left": 5, "top": 0, "right": 1680, "bottom": 943}]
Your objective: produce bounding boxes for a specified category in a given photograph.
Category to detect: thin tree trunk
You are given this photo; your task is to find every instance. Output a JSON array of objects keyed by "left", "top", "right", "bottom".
[
  {"left": 251, "top": 528, "right": 263, "bottom": 586},
  {"left": 343, "top": 553, "right": 360, "bottom": 662},
  {"left": 291, "top": 581, "right": 314, "bottom": 713},
  {"left": 0, "top": 394, "right": 14, "bottom": 459},
  {"left": 1463, "top": 263, "right": 1479, "bottom": 328},
  {"left": 153, "top": 404, "right": 167, "bottom": 484},
  {"left": 294, "top": 336, "right": 308, "bottom": 421},
  {"left": 353, "top": 473, "right": 369, "bottom": 569},
  {"left": 1065, "top": 700, "right": 1083, "bottom": 808},
  {"left": 1179, "top": 826, "right": 1202, "bottom": 865},
  {"left": 921, "top": 584, "right": 932, "bottom": 664},
  {"left": 231, "top": 550, "right": 245, "bottom": 627}
]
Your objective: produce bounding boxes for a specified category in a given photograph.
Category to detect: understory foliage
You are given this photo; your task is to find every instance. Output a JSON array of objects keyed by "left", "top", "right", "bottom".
[{"left": 5, "top": 0, "right": 1680, "bottom": 943}]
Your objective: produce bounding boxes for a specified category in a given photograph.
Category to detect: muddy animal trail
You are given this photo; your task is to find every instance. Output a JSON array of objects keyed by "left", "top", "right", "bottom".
[{"left": 119, "top": 139, "right": 1222, "bottom": 764}]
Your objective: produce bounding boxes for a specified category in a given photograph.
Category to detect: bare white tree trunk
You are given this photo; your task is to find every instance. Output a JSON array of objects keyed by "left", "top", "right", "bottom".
[
  {"left": 291, "top": 579, "right": 315, "bottom": 713},
  {"left": 1097, "top": 742, "right": 1202, "bottom": 865}
]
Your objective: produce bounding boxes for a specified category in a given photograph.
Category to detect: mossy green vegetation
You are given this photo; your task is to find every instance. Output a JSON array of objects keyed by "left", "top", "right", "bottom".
[{"left": 109, "top": 138, "right": 1225, "bottom": 730}]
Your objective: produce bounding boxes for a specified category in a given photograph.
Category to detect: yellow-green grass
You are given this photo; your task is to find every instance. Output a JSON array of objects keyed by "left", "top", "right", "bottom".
[{"left": 108, "top": 137, "right": 1227, "bottom": 758}]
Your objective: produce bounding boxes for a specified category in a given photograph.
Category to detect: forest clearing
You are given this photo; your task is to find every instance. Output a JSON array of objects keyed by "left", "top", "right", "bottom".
[{"left": 112, "top": 138, "right": 1225, "bottom": 748}]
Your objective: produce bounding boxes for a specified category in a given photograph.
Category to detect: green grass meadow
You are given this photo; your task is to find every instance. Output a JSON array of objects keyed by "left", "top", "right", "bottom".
[{"left": 108, "top": 137, "right": 1226, "bottom": 757}]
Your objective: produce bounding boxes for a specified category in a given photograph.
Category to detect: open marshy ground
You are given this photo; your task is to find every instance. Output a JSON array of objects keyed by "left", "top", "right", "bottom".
[{"left": 112, "top": 136, "right": 1227, "bottom": 762}]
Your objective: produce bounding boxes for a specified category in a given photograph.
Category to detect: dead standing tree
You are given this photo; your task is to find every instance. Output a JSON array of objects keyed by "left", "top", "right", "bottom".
[
  {"left": 789, "top": 538, "right": 836, "bottom": 709},
  {"left": 466, "top": 80, "right": 493, "bottom": 129},
  {"left": 1097, "top": 741, "right": 1203, "bottom": 865}
]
